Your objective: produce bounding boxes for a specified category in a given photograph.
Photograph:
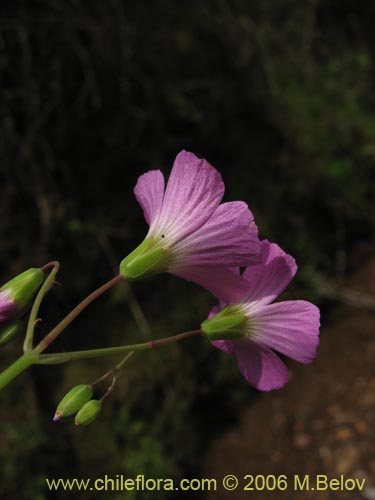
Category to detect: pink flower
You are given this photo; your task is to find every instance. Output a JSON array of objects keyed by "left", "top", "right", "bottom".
[
  {"left": 203, "top": 240, "right": 320, "bottom": 391},
  {"left": 121, "top": 150, "right": 261, "bottom": 293},
  {"left": 0, "top": 268, "right": 43, "bottom": 323},
  {"left": 0, "top": 290, "right": 16, "bottom": 323}
]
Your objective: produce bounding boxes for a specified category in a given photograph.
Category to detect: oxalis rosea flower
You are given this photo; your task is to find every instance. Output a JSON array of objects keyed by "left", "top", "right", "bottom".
[
  {"left": 201, "top": 240, "right": 320, "bottom": 391},
  {"left": 120, "top": 150, "right": 261, "bottom": 296}
]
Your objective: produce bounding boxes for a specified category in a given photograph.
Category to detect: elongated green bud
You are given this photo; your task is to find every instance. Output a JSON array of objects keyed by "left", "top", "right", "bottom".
[
  {"left": 201, "top": 306, "right": 247, "bottom": 341},
  {"left": 0, "top": 320, "right": 22, "bottom": 347},
  {"left": 54, "top": 384, "right": 93, "bottom": 421},
  {"left": 1, "top": 268, "right": 43, "bottom": 313},
  {"left": 120, "top": 238, "right": 168, "bottom": 281},
  {"left": 75, "top": 399, "right": 102, "bottom": 426}
]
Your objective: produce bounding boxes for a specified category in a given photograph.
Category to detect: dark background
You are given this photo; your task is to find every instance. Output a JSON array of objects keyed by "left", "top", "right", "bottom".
[{"left": 0, "top": 1, "right": 374, "bottom": 499}]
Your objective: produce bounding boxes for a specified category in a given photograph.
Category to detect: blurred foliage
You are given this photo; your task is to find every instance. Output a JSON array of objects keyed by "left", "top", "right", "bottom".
[{"left": 0, "top": 0, "right": 373, "bottom": 498}]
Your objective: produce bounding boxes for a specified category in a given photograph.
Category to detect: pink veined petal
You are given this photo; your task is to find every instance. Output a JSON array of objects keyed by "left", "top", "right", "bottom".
[
  {"left": 0, "top": 291, "right": 16, "bottom": 322},
  {"left": 171, "top": 201, "right": 261, "bottom": 269},
  {"left": 153, "top": 150, "right": 225, "bottom": 244},
  {"left": 234, "top": 339, "right": 289, "bottom": 391},
  {"left": 134, "top": 170, "right": 165, "bottom": 226},
  {"left": 250, "top": 300, "right": 320, "bottom": 363},
  {"left": 211, "top": 339, "right": 237, "bottom": 354},
  {"left": 172, "top": 266, "right": 250, "bottom": 304},
  {"left": 260, "top": 239, "right": 294, "bottom": 266},
  {"left": 241, "top": 240, "right": 297, "bottom": 308}
]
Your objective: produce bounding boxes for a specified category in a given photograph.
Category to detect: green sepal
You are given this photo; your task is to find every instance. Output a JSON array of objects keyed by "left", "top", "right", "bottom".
[
  {"left": 0, "top": 320, "right": 23, "bottom": 347},
  {"left": 201, "top": 306, "right": 247, "bottom": 341},
  {"left": 2, "top": 268, "right": 43, "bottom": 311},
  {"left": 120, "top": 238, "right": 168, "bottom": 281},
  {"left": 75, "top": 399, "right": 102, "bottom": 426},
  {"left": 54, "top": 384, "right": 93, "bottom": 420}
]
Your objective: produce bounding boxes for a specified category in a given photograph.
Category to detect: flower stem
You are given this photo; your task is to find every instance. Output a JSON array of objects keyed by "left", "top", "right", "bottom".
[
  {"left": 114, "top": 351, "right": 135, "bottom": 372},
  {"left": 0, "top": 273, "right": 126, "bottom": 392},
  {"left": 38, "top": 330, "right": 203, "bottom": 365},
  {"left": 0, "top": 352, "right": 37, "bottom": 390},
  {"left": 91, "top": 352, "right": 135, "bottom": 402},
  {"left": 100, "top": 370, "right": 118, "bottom": 403},
  {"left": 40, "top": 261, "right": 60, "bottom": 273},
  {"left": 23, "top": 261, "right": 60, "bottom": 352},
  {"left": 90, "top": 352, "right": 135, "bottom": 387},
  {"left": 34, "top": 274, "right": 124, "bottom": 354}
]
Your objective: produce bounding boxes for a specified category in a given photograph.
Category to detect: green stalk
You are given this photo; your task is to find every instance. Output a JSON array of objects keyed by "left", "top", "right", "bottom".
[
  {"left": 34, "top": 274, "right": 124, "bottom": 354},
  {"left": 38, "top": 330, "right": 202, "bottom": 365},
  {"left": 23, "top": 261, "right": 60, "bottom": 352},
  {"left": 0, "top": 353, "right": 37, "bottom": 390},
  {"left": 115, "top": 351, "right": 135, "bottom": 372},
  {"left": 0, "top": 272, "right": 124, "bottom": 392}
]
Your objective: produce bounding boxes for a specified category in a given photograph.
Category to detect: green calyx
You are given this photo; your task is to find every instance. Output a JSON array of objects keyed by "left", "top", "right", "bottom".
[
  {"left": 54, "top": 384, "right": 93, "bottom": 420},
  {"left": 75, "top": 399, "right": 102, "bottom": 426},
  {"left": 0, "top": 320, "right": 22, "bottom": 347},
  {"left": 201, "top": 306, "right": 247, "bottom": 341},
  {"left": 120, "top": 238, "right": 168, "bottom": 281},
  {"left": 1, "top": 268, "right": 43, "bottom": 311}
]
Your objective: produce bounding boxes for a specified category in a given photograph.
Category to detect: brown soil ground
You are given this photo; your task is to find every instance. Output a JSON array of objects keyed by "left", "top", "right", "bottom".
[{"left": 203, "top": 258, "right": 375, "bottom": 500}]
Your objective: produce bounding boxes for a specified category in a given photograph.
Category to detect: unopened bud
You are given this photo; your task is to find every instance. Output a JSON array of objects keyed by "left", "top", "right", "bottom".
[
  {"left": 0, "top": 290, "right": 17, "bottom": 323},
  {"left": 75, "top": 399, "right": 102, "bottom": 426},
  {"left": 120, "top": 238, "right": 168, "bottom": 281},
  {"left": 201, "top": 306, "right": 247, "bottom": 341},
  {"left": 54, "top": 384, "right": 93, "bottom": 421},
  {"left": 0, "top": 320, "right": 22, "bottom": 347},
  {"left": 1, "top": 268, "right": 43, "bottom": 319}
]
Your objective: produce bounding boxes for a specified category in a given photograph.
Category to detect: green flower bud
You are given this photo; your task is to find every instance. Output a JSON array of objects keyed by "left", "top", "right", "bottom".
[
  {"left": 54, "top": 384, "right": 93, "bottom": 421},
  {"left": 1, "top": 268, "right": 43, "bottom": 312},
  {"left": 120, "top": 238, "right": 168, "bottom": 281},
  {"left": 201, "top": 306, "right": 247, "bottom": 341},
  {"left": 75, "top": 399, "right": 102, "bottom": 426},
  {"left": 0, "top": 320, "right": 22, "bottom": 347}
]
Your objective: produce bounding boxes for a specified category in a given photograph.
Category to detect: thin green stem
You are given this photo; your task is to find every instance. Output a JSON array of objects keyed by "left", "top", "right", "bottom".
[
  {"left": 91, "top": 369, "right": 114, "bottom": 388},
  {"left": 90, "top": 353, "right": 134, "bottom": 388},
  {"left": 23, "top": 261, "right": 60, "bottom": 352},
  {"left": 114, "top": 351, "right": 135, "bottom": 372},
  {"left": 34, "top": 274, "right": 124, "bottom": 355},
  {"left": 38, "top": 330, "right": 202, "bottom": 365},
  {"left": 40, "top": 261, "right": 60, "bottom": 273},
  {"left": 90, "top": 352, "right": 135, "bottom": 403},
  {"left": 96, "top": 232, "right": 151, "bottom": 339},
  {"left": 0, "top": 272, "right": 125, "bottom": 392},
  {"left": 100, "top": 371, "right": 117, "bottom": 403},
  {"left": 0, "top": 353, "right": 37, "bottom": 391}
]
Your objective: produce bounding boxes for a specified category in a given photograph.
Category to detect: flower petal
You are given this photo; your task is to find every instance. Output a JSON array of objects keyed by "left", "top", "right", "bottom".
[
  {"left": 208, "top": 305, "right": 221, "bottom": 318},
  {"left": 251, "top": 300, "right": 320, "bottom": 363},
  {"left": 134, "top": 170, "right": 165, "bottom": 226},
  {"left": 153, "top": 151, "right": 224, "bottom": 243},
  {"left": 235, "top": 339, "right": 289, "bottom": 390},
  {"left": 171, "top": 201, "right": 261, "bottom": 268},
  {"left": 211, "top": 339, "right": 236, "bottom": 354},
  {"left": 0, "top": 291, "right": 16, "bottom": 322},
  {"left": 172, "top": 266, "right": 250, "bottom": 304},
  {"left": 241, "top": 240, "right": 297, "bottom": 308}
]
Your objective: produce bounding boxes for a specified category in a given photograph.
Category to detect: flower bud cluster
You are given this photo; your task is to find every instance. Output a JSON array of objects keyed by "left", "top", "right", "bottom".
[{"left": 54, "top": 384, "right": 102, "bottom": 426}]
